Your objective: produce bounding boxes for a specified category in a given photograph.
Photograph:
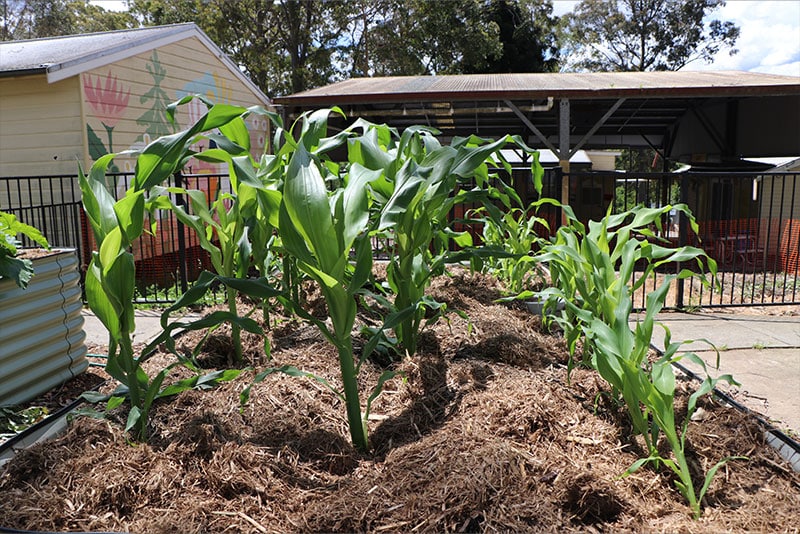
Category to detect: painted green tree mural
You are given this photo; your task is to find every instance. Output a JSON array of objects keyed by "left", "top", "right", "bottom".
[{"left": 136, "top": 51, "right": 176, "bottom": 141}]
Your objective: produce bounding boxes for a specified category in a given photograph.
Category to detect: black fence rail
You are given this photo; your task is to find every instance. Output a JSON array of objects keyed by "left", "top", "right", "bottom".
[{"left": 2, "top": 170, "right": 797, "bottom": 309}]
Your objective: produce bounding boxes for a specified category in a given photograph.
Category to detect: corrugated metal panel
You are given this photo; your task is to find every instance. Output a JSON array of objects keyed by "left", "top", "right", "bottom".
[
  {"left": 276, "top": 71, "right": 800, "bottom": 105},
  {"left": 0, "top": 249, "right": 88, "bottom": 406},
  {"left": 0, "top": 24, "right": 195, "bottom": 74}
]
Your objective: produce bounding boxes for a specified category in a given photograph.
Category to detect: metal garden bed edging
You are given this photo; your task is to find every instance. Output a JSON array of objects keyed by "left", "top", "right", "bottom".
[{"left": 0, "top": 249, "right": 88, "bottom": 406}]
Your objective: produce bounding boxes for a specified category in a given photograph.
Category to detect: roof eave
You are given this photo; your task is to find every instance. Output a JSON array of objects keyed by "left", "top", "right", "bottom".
[
  {"left": 44, "top": 23, "right": 199, "bottom": 84},
  {"left": 275, "top": 83, "right": 800, "bottom": 106},
  {"left": 0, "top": 67, "right": 47, "bottom": 79}
]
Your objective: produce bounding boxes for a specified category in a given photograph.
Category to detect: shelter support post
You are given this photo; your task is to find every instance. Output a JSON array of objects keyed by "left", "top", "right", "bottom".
[{"left": 560, "top": 99, "right": 570, "bottom": 225}]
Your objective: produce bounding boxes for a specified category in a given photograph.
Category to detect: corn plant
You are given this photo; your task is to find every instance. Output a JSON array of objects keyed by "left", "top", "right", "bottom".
[
  {"left": 469, "top": 196, "right": 550, "bottom": 296},
  {"left": 537, "top": 202, "right": 742, "bottom": 517},
  {"left": 271, "top": 109, "right": 390, "bottom": 452},
  {"left": 79, "top": 98, "right": 257, "bottom": 440},
  {"left": 352, "top": 123, "right": 544, "bottom": 357},
  {"left": 0, "top": 211, "right": 49, "bottom": 289},
  {"left": 537, "top": 202, "right": 714, "bottom": 376},
  {"left": 145, "top": 98, "right": 281, "bottom": 363}
]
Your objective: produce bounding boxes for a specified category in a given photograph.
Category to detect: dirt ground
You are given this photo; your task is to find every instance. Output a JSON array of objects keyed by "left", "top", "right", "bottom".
[{"left": 1, "top": 269, "right": 799, "bottom": 533}]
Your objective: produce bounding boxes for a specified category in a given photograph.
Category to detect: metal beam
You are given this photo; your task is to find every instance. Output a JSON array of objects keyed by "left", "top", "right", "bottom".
[
  {"left": 504, "top": 99, "right": 561, "bottom": 158},
  {"left": 559, "top": 99, "right": 570, "bottom": 225},
  {"left": 569, "top": 98, "right": 626, "bottom": 158},
  {"left": 690, "top": 105, "right": 726, "bottom": 153}
]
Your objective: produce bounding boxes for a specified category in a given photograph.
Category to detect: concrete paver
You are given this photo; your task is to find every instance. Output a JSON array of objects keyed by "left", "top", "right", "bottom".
[
  {"left": 642, "top": 312, "right": 800, "bottom": 434},
  {"left": 81, "top": 308, "right": 167, "bottom": 347}
]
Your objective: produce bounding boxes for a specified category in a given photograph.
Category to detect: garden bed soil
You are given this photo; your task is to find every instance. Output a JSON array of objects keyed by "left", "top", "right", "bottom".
[{"left": 1, "top": 270, "right": 799, "bottom": 533}]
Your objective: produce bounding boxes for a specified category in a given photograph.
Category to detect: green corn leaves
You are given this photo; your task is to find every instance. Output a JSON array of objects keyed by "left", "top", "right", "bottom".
[
  {"left": 80, "top": 100, "right": 550, "bottom": 454},
  {"left": 539, "top": 202, "right": 738, "bottom": 518}
]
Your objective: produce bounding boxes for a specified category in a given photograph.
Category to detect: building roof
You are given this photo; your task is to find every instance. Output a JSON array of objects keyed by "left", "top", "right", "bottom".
[
  {"left": 0, "top": 23, "right": 270, "bottom": 105},
  {"left": 274, "top": 71, "right": 800, "bottom": 161},
  {"left": 275, "top": 71, "right": 800, "bottom": 106}
]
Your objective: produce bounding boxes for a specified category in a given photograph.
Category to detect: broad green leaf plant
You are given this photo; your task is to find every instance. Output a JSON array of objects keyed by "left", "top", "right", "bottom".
[
  {"left": 273, "top": 109, "right": 387, "bottom": 452},
  {"left": 146, "top": 99, "right": 282, "bottom": 363},
  {"left": 0, "top": 211, "right": 49, "bottom": 289},
  {"left": 351, "top": 123, "right": 544, "bottom": 357},
  {"left": 537, "top": 202, "right": 741, "bottom": 518},
  {"left": 468, "top": 193, "right": 550, "bottom": 296}
]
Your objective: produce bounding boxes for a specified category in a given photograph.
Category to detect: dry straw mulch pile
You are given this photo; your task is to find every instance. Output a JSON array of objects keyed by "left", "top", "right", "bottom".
[{"left": 1, "top": 270, "right": 799, "bottom": 533}]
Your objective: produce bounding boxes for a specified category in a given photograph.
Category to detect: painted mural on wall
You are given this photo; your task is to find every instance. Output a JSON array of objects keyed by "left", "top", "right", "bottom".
[
  {"left": 136, "top": 51, "right": 177, "bottom": 143},
  {"left": 81, "top": 48, "right": 268, "bottom": 269},
  {"left": 85, "top": 71, "right": 131, "bottom": 173},
  {"left": 82, "top": 50, "right": 266, "bottom": 177}
]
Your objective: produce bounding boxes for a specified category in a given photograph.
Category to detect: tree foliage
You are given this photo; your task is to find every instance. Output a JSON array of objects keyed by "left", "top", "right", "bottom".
[
  {"left": 1, "top": 0, "right": 136, "bottom": 40},
  {"left": 462, "top": 0, "right": 560, "bottom": 73},
  {"left": 131, "top": 0, "right": 561, "bottom": 96},
  {"left": 564, "top": 0, "right": 739, "bottom": 71},
  {"left": 132, "top": 0, "right": 351, "bottom": 96},
  {"left": 365, "top": 0, "right": 502, "bottom": 76}
]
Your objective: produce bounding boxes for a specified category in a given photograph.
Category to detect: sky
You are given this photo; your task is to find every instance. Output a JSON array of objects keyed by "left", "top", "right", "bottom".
[
  {"left": 551, "top": 0, "right": 800, "bottom": 76},
  {"left": 92, "top": 0, "right": 800, "bottom": 77}
]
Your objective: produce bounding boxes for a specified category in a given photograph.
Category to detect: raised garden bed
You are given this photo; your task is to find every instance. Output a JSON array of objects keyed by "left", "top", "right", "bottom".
[{"left": 0, "top": 270, "right": 798, "bottom": 533}]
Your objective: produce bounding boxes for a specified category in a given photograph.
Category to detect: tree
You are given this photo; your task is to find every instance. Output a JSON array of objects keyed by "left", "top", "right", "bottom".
[
  {"left": 564, "top": 0, "right": 739, "bottom": 72},
  {"left": 132, "top": 0, "right": 350, "bottom": 96},
  {"left": 1, "top": 0, "right": 136, "bottom": 41},
  {"left": 366, "top": 0, "right": 503, "bottom": 76},
  {"left": 462, "top": 0, "right": 560, "bottom": 73}
]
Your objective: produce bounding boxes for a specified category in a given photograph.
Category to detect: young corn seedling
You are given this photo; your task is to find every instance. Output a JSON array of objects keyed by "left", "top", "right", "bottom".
[
  {"left": 539, "top": 202, "right": 738, "bottom": 517},
  {"left": 581, "top": 280, "right": 742, "bottom": 519},
  {"left": 536, "top": 202, "right": 716, "bottom": 379},
  {"left": 146, "top": 96, "right": 282, "bottom": 363},
  {"left": 469, "top": 196, "right": 550, "bottom": 296}
]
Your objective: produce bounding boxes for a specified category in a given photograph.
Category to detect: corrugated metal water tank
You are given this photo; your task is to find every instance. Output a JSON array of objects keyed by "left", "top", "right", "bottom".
[{"left": 0, "top": 249, "right": 88, "bottom": 406}]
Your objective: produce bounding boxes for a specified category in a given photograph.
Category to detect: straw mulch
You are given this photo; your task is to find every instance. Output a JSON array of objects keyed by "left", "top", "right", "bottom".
[{"left": 1, "top": 269, "right": 799, "bottom": 533}]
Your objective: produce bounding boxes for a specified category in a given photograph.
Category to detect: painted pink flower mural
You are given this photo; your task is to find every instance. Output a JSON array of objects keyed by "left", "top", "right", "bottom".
[
  {"left": 84, "top": 71, "right": 131, "bottom": 128},
  {"left": 84, "top": 71, "right": 131, "bottom": 172}
]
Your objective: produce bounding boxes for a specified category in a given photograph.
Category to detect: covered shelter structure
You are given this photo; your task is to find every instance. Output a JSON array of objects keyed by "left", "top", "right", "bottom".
[
  {"left": 275, "top": 72, "right": 800, "bottom": 309},
  {"left": 274, "top": 71, "right": 800, "bottom": 170}
]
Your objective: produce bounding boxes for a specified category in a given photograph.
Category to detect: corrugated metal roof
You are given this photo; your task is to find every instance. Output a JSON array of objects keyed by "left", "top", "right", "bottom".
[
  {"left": 0, "top": 23, "right": 195, "bottom": 75},
  {"left": 0, "top": 23, "right": 270, "bottom": 105},
  {"left": 275, "top": 71, "right": 800, "bottom": 105}
]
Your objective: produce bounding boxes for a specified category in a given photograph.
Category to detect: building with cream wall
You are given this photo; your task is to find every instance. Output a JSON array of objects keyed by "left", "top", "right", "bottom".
[{"left": 0, "top": 23, "right": 272, "bottom": 182}]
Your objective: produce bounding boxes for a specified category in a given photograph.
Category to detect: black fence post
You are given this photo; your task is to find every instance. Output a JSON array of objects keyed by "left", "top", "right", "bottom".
[
  {"left": 676, "top": 174, "right": 690, "bottom": 309},
  {"left": 173, "top": 172, "right": 189, "bottom": 294}
]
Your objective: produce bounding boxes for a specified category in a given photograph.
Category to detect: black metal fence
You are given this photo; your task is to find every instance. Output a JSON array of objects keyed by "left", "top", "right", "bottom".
[
  {"left": 1, "top": 172, "right": 228, "bottom": 304},
  {"left": 2, "top": 169, "right": 798, "bottom": 309},
  {"left": 567, "top": 170, "right": 799, "bottom": 309}
]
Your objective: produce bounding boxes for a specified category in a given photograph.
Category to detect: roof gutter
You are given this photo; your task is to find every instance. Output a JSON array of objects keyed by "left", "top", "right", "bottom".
[{"left": 0, "top": 67, "right": 47, "bottom": 78}]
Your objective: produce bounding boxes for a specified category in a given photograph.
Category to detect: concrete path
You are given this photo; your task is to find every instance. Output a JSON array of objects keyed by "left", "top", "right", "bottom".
[
  {"left": 644, "top": 312, "right": 800, "bottom": 435},
  {"left": 81, "top": 308, "right": 168, "bottom": 348}
]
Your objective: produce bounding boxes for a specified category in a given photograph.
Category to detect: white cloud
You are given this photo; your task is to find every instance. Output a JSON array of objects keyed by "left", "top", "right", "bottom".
[
  {"left": 553, "top": 0, "right": 800, "bottom": 76},
  {"left": 693, "top": 0, "right": 800, "bottom": 76}
]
